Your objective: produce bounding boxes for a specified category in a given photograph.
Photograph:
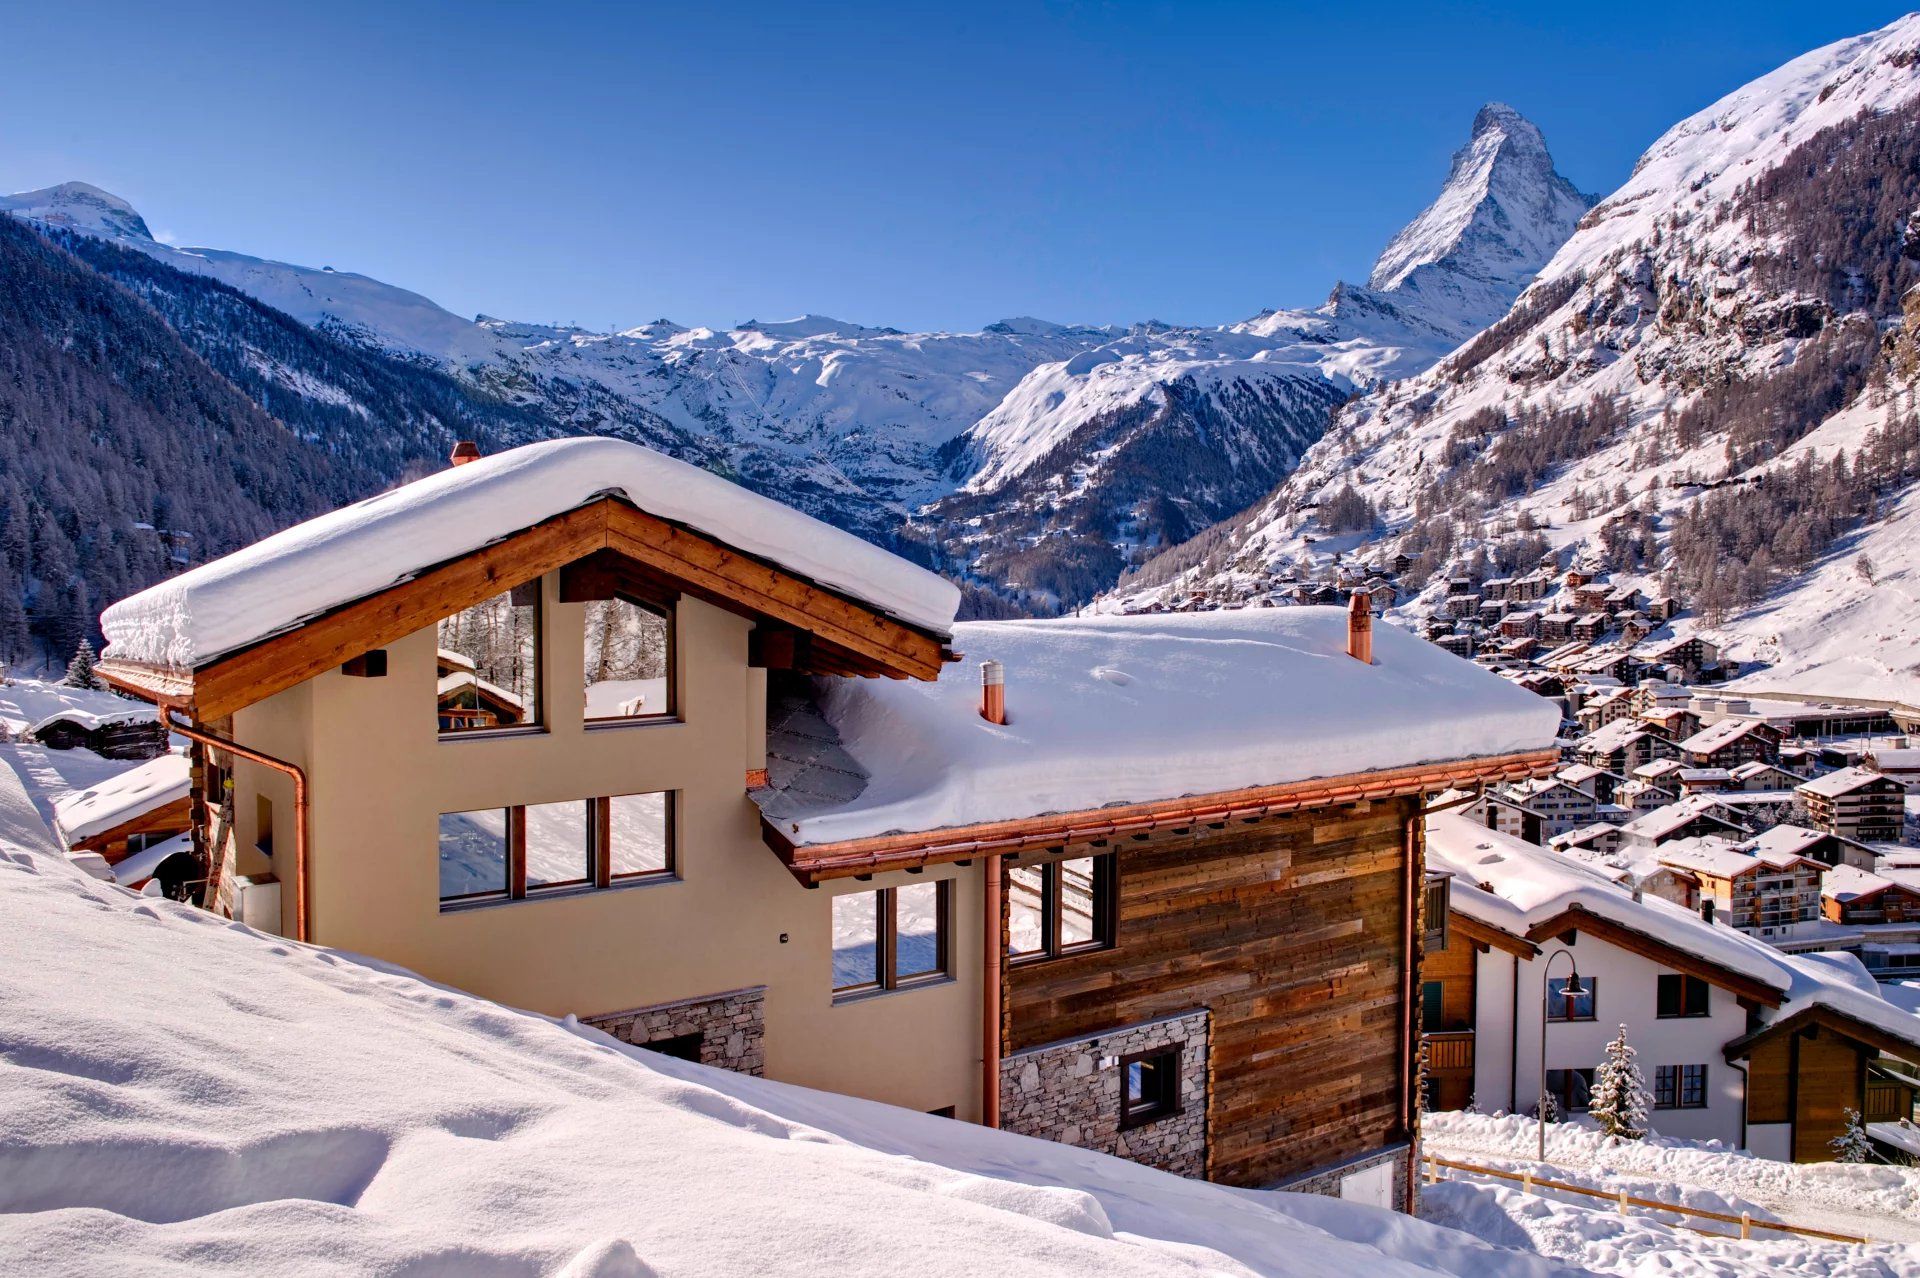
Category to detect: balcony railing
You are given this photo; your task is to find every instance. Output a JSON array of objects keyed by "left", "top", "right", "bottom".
[
  {"left": 1424, "top": 872, "right": 1451, "bottom": 951},
  {"left": 1425, "top": 1029, "right": 1474, "bottom": 1072}
]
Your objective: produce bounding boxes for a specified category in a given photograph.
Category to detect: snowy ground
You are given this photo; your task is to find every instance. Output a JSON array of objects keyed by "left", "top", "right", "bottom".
[{"left": 1422, "top": 1111, "right": 1920, "bottom": 1275}]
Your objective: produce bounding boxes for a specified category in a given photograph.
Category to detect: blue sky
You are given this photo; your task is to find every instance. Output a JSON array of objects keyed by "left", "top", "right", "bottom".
[{"left": 2, "top": 2, "right": 1910, "bottom": 332}]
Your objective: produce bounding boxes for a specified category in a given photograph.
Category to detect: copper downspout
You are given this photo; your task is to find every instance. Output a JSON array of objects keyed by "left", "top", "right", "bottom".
[
  {"left": 1401, "top": 811, "right": 1421, "bottom": 1213},
  {"left": 982, "top": 852, "right": 1004, "bottom": 1128},
  {"left": 165, "top": 710, "right": 311, "bottom": 944}
]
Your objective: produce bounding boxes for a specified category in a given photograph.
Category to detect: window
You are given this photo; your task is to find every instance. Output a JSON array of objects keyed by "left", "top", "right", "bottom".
[
  {"left": 1007, "top": 854, "right": 1116, "bottom": 962},
  {"left": 584, "top": 595, "right": 674, "bottom": 723},
  {"left": 1422, "top": 980, "right": 1445, "bottom": 1026},
  {"left": 1120, "top": 1046, "right": 1181, "bottom": 1129},
  {"left": 1657, "top": 973, "right": 1709, "bottom": 1018},
  {"left": 832, "top": 880, "right": 952, "bottom": 998},
  {"left": 1654, "top": 1064, "right": 1708, "bottom": 1109},
  {"left": 255, "top": 794, "right": 274, "bottom": 857},
  {"left": 1546, "top": 976, "right": 1596, "bottom": 1022},
  {"left": 1544, "top": 1067, "right": 1595, "bottom": 1113},
  {"left": 642, "top": 1032, "right": 703, "bottom": 1063},
  {"left": 437, "top": 791, "right": 674, "bottom": 908},
  {"left": 438, "top": 585, "right": 541, "bottom": 734}
]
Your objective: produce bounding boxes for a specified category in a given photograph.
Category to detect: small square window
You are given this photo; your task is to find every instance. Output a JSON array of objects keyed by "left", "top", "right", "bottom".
[
  {"left": 523, "top": 800, "right": 591, "bottom": 891},
  {"left": 1006, "top": 854, "right": 1116, "bottom": 962},
  {"left": 585, "top": 595, "right": 674, "bottom": 722},
  {"left": 1544, "top": 1067, "right": 1595, "bottom": 1113},
  {"left": 439, "top": 808, "right": 510, "bottom": 902},
  {"left": 1547, "top": 976, "right": 1596, "bottom": 1022},
  {"left": 832, "top": 881, "right": 952, "bottom": 999},
  {"left": 1656, "top": 974, "right": 1709, "bottom": 1018},
  {"left": 1655, "top": 1063, "right": 1708, "bottom": 1109},
  {"left": 1120, "top": 1046, "right": 1182, "bottom": 1129},
  {"left": 606, "top": 791, "right": 672, "bottom": 880}
]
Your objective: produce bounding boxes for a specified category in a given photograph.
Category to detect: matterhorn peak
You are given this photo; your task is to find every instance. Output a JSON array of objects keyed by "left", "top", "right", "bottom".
[
  {"left": 1361, "top": 103, "right": 1595, "bottom": 336},
  {"left": 0, "top": 181, "right": 153, "bottom": 241}
]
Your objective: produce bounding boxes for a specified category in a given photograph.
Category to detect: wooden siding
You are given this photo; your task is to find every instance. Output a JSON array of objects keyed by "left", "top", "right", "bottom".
[
  {"left": 1746, "top": 1026, "right": 1870, "bottom": 1162},
  {"left": 1004, "top": 797, "right": 1415, "bottom": 1188}
]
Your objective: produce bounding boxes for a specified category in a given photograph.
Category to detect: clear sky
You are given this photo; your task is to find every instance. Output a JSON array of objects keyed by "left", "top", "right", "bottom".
[{"left": 2, "top": 2, "right": 1911, "bottom": 333}]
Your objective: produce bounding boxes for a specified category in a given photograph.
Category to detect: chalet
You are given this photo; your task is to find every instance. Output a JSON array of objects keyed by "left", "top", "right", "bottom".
[
  {"left": 1867, "top": 746, "right": 1920, "bottom": 793},
  {"left": 1572, "top": 584, "right": 1612, "bottom": 613},
  {"left": 1564, "top": 568, "right": 1591, "bottom": 590},
  {"left": 1426, "top": 814, "right": 1920, "bottom": 1159},
  {"left": 1553, "top": 821, "right": 1625, "bottom": 858},
  {"left": 1727, "top": 761, "right": 1804, "bottom": 792},
  {"left": 1822, "top": 865, "right": 1920, "bottom": 927},
  {"left": 1677, "top": 718, "right": 1783, "bottom": 769},
  {"left": 1537, "top": 612, "right": 1577, "bottom": 643},
  {"left": 51, "top": 753, "right": 193, "bottom": 890},
  {"left": 1501, "top": 778, "right": 1597, "bottom": 839},
  {"left": 1604, "top": 586, "right": 1641, "bottom": 615},
  {"left": 1574, "top": 720, "right": 1677, "bottom": 776},
  {"left": 1638, "top": 635, "right": 1719, "bottom": 677},
  {"left": 28, "top": 706, "right": 170, "bottom": 760},
  {"left": 1613, "top": 779, "right": 1680, "bottom": 815},
  {"left": 1799, "top": 768, "right": 1906, "bottom": 844},
  {"left": 1674, "top": 768, "right": 1733, "bottom": 794},
  {"left": 1498, "top": 611, "right": 1541, "bottom": 640},
  {"left": 1616, "top": 797, "right": 1748, "bottom": 851},
  {"left": 1445, "top": 576, "right": 1476, "bottom": 597},
  {"left": 1479, "top": 577, "right": 1512, "bottom": 602},
  {"left": 96, "top": 437, "right": 1562, "bottom": 1208},
  {"left": 1556, "top": 762, "right": 1621, "bottom": 805},
  {"left": 1476, "top": 598, "right": 1509, "bottom": 625},
  {"left": 1641, "top": 706, "right": 1702, "bottom": 741},
  {"left": 1741, "top": 824, "right": 1877, "bottom": 873},
  {"left": 1506, "top": 574, "right": 1550, "bottom": 604},
  {"left": 1536, "top": 640, "right": 1590, "bottom": 669},
  {"left": 1654, "top": 838, "right": 1824, "bottom": 938}
]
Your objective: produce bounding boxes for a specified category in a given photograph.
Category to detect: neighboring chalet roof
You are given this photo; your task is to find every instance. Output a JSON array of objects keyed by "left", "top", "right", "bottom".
[
  {"left": 1654, "top": 835, "right": 1821, "bottom": 880},
  {"left": 1678, "top": 718, "right": 1776, "bottom": 755},
  {"left": 1617, "top": 796, "right": 1746, "bottom": 842},
  {"left": 1801, "top": 765, "right": 1898, "bottom": 799},
  {"left": 435, "top": 671, "right": 526, "bottom": 713},
  {"left": 51, "top": 753, "right": 190, "bottom": 848},
  {"left": 1579, "top": 718, "right": 1661, "bottom": 755},
  {"left": 1743, "top": 823, "right": 1870, "bottom": 862},
  {"left": 1823, "top": 863, "right": 1908, "bottom": 904},
  {"left": 758, "top": 610, "right": 1561, "bottom": 879},
  {"left": 108, "top": 829, "right": 194, "bottom": 887},
  {"left": 97, "top": 439, "right": 961, "bottom": 714},
  {"left": 27, "top": 705, "right": 157, "bottom": 738}
]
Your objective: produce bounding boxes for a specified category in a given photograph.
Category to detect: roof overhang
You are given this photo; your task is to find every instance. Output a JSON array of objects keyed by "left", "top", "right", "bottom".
[
  {"left": 99, "top": 497, "right": 957, "bottom": 720},
  {"left": 1525, "top": 904, "right": 1782, "bottom": 1007},
  {"left": 1724, "top": 1003, "right": 1920, "bottom": 1065},
  {"left": 1451, "top": 910, "right": 1540, "bottom": 958},
  {"left": 762, "top": 747, "right": 1560, "bottom": 885}
]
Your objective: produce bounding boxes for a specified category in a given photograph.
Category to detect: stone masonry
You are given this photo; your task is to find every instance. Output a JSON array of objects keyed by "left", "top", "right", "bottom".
[
  {"left": 1000, "top": 1009, "right": 1208, "bottom": 1178},
  {"left": 583, "top": 986, "right": 766, "bottom": 1075}
]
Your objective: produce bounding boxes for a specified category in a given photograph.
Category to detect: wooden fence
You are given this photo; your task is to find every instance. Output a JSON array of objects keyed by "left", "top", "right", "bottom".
[{"left": 1423, "top": 1154, "right": 1871, "bottom": 1245}]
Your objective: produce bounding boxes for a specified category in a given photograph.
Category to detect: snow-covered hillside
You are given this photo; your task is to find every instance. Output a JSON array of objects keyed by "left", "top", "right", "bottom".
[
  {"left": 2, "top": 102, "right": 1588, "bottom": 605},
  {"left": 0, "top": 788, "right": 1593, "bottom": 1278},
  {"left": 1115, "top": 14, "right": 1920, "bottom": 698}
]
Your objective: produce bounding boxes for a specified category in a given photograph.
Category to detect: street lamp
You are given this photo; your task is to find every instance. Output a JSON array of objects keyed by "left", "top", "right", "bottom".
[{"left": 1538, "top": 947, "right": 1583, "bottom": 1164}]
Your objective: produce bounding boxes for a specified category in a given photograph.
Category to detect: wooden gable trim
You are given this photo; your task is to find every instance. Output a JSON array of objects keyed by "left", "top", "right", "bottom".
[
  {"left": 1450, "top": 910, "right": 1538, "bottom": 959},
  {"left": 763, "top": 747, "right": 1560, "bottom": 885},
  {"left": 101, "top": 497, "right": 953, "bottom": 719},
  {"left": 1725, "top": 1004, "right": 1920, "bottom": 1065},
  {"left": 1524, "top": 905, "right": 1782, "bottom": 1007}
]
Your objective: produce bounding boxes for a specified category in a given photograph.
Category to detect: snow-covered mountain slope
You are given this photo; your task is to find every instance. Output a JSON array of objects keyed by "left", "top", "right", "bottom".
[
  {"left": 0, "top": 790, "right": 1580, "bottom": 1277},
  {"left": 923, "top": 104, "right": 1593, "bottom": 607},
  {"left": 1115, "top": 14, "right": 1920, "bottom": 698}
]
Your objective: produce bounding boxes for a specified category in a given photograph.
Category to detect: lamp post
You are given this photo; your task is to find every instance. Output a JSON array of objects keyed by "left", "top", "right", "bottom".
[{"left": 1538, "top": 947, "right": 1583, "bottom": 1164}]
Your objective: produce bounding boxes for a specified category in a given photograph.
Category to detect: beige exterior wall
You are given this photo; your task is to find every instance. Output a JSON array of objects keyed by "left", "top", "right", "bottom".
[{"left": 229, "top": 572, "right": 983, "bottom": 1118}]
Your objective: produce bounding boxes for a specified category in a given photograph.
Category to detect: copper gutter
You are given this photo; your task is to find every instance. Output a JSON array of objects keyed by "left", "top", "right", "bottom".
[
  {"left": 164, "top": 711, "right": 311, "bottom": 944},
  {"left": 768, "top": 749, "right": 1560, "bottom": 884},
  {"left": 982, "top": 852, "right": 1003, "bottom": 1129},
  {"left": 1400, "top": 813, "right": 1421, "bottom": 1213}
]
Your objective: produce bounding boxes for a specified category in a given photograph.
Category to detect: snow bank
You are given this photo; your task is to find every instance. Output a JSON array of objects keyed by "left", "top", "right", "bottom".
[
  {"left": 0, "top": 836, "right": 1575, "bottom": 1278},
  {"left": 775, "top": 609, "right": 1560, "bottom": 846},
  {"left": 100, "top": 438, "right": 961, "bottom": 671},
  {"left": 50, "top": 752, "right": 187, "bottom": 845}
]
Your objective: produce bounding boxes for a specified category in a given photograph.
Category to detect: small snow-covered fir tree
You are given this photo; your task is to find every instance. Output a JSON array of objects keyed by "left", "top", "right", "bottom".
[
  {"left": 1831, "top": 1108, "right": 1876, "bottom": 1163},
  {"left": 61, "top": 638, "right": 103, "bottom": 691},
  {"left": 1589, "top": 1024, "right": 1649, "bottom": 1141}
]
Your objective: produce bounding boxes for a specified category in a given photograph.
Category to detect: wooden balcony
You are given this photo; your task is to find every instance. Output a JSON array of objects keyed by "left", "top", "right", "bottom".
[
  {"left": 1424, "top": 872, "right": 1451, "bottom": 951},
  {"left": 1425, "top": 1029, "right": 1474, "bottom": 1073}
]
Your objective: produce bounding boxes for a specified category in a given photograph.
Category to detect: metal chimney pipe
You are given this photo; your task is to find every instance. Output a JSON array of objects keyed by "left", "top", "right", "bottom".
[
  {"left": 980, "top": 659, "right": 1006, "bottom": 725},
  {"left": 449, "top": 440, "right": 482, "bottom": 467},
  {"left": 1348, "top": 591, "right": 1374, "bottom": 664}
]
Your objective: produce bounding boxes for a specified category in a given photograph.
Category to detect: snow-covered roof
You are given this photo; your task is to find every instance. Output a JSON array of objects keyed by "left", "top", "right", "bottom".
[
  {"left": 25, "top": 704, "right": 154, "bottom": 737},
  {"left": 1677, "top": 718, "right": 1772, "bottom": 755},
  {"left": 1741, "top": 824, "right": 1851, "bottom": 860},
  {"left": 1800, "top": 765, "right": 1895, "bottom": 798},
  {"left": 1578, "top": 719, "right": 1658, "bottom": 753},
  {"left": 50, "top": 753, "right": 189, "bottom": 846},
  {"left": 760, "top": 609, "right": 1560, "bottom": 847},
  {"left": 1655, "top": 835, "right": 1817, "bottom": 879},
  {"left": 100, "top": 438, "right": 961, "bottom": 670},
  {"left": 108, "top": 829, "right": 193, "bottom": 886},
  {"left": 1823, "top": 863, "right": 1901, "bottom": 903},
  {"left": 1617, "top": 796, "right": 1743, "bottom": 842},
  {"left": 436, "top": 671, "right": 525, "bottom": 710}
]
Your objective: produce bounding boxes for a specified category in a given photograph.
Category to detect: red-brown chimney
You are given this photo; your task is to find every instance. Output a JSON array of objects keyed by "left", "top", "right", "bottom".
[
  {"left": 1348, "top": 591, "right": 1373, "bottom": 664},
  {"left": 449, "top": 440, "right": 482, "bottom": 467},
  {"left": 979, "top": 659, "right": 1007, "bottom": 725}
]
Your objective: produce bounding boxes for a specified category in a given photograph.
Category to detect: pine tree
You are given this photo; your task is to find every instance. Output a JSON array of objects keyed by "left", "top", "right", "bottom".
[
  {"left": 62, "top": 637, "right": 103, "bottom": 691},
  {"left": 1589, "top": 1024, "right": 1649, "bottom": 1141},
  {"left": 1830, "top": 1108, "right": 1876, "bottom": 1164}
]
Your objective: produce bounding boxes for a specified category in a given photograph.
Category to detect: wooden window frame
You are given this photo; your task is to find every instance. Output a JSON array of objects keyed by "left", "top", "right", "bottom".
[
  {"left": 1654, "top": 1063, "right": 1709, "bottom": 1110},
  {"left": 1655, "top": 973, "right": 1709, "bottom": 1019},
  {"left": 832, "top": 880, "right": 953, "bottom": 1001},
  {"left": 1546, "top": 975, "right": 1597, "bottom": 1022},
  {"left": 1118, "top": 1044, "right": 1182, "bottom": 1130},
  {"left": 1007, "top": 852, "right": 1118, "bottom": 965},
  {"left": 440, "top": 791, "right": 676, "bottom": 911},
  {"left": 1544, "top": 1067, "right": 1595, "bottom": 1113},
  {"left": 437, "top": 582, "right": 545, "bottom": 740},
  {"left": 584, "top": 589, "right": 679, "bottom": 727}
]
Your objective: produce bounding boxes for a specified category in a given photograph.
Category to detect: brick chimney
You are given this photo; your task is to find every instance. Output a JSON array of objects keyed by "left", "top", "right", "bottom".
[
  {"left": 1347, "top": 591, "right": 1373, "bottom": 664},
  {"left": 980, "top": 659, "right": 1007, "bottom": 725},
  {"left": 449, "top": 440, "right": 482, "bottom": 467}
]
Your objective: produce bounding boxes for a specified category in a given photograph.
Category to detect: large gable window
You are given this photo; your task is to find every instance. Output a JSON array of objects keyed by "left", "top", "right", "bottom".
[
  {"left": 1008, "top": 854, "right": 1116, "bottom": 962},
  {"left": 438, "top": 791, "right": 673, "bottom": 908},
  {"left": 585, "top": 595, "right": 674, "bottom": 723},
  {"left": 438, "top": 584, "right": 541, "bottom": 735}
]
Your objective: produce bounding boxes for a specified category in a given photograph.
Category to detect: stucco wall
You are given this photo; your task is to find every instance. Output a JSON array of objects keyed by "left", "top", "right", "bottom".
[{"left": 230, "top": 574, "right": 984, "bottom": 1120}]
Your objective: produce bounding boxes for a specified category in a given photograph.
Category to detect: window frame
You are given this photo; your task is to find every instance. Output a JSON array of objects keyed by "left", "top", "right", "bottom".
[
  {"left": 1546, "top": 975, "right": 1598, "bottom": 1022},
  {"left": 1656, "top": 973, "right": 1710, "bottom": 1019},
  {"left": 583, "top": 588, "right": 679, "bottom": 728},
  {"left": 1119, "top": 1045, "right": 1183, "bottom": 1130},
  {"left": 832, "top": 879, "right": 954, "bottom": 1001},
  {"left": 1544, "top": 1066, "right": 1596, "bottom": 1113},
  {"left": 437, "top": 581, "right": 546, "bottom": 739},
  {"left": 1654, "top": 1063, "right": 1709, "bottom": 1109},
  {"left": 1006, "top": 853, "right": 1119, "bottom": 965},
  {"left": 438, "top": 791, "right": 677, "bottom": 911}
]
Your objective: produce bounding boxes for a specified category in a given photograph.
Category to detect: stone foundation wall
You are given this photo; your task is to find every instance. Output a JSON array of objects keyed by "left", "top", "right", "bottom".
[
  {"left": 1275, "top": 1143, "right": 1411, "bottom": 1210},
  {"left": 999, "top": 1009, "right": 1208, "bottom": 1178},
  {"left": 584, "top": 986, "right": 766, "bottom": 1075}
]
